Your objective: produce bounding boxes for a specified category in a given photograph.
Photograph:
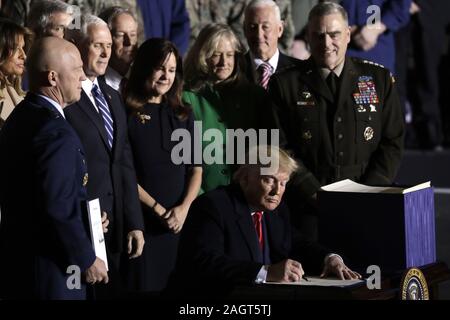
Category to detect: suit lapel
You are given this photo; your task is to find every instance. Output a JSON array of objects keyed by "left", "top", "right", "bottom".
[
  {"left": 78, "top": 90, "right": 111, "bottom": 152},
  {"left": 231, "top": 187, "right": 263, "bottom": 262},
  {"left": 264, "top": 208, "right": 285, "bottom": 259},
  {"left": 298, "top": 58, "right": 334, "bottom": 103},
  {"left": 244, "top": 52, "right": 256, "bottom": 84},
  {"left": 276, "top": 52, "right": 288, "bottom": 71},
  {"left": 276, "top": 52, "right": 297, "bottom": 72}
]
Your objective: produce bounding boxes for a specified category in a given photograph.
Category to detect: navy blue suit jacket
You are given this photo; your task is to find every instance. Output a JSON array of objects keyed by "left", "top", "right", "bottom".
[
  {"left": 64, "top": 78, "right": 143, "bottom": 253},
  {"left": 0, "top": 93, "right": 95, "bottom": 299},
  {"left": 172, "top": 184, "right": 329, "bottom": 296}
]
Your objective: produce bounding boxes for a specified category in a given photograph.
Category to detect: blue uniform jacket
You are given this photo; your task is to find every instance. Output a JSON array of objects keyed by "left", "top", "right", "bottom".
[
  {"left": 137, "top": 0, "right": 190, "bottom": 55},
  {"left": 0, "top": 93, "right": 95, "bottom": 299},
  {"left": 342, "top": 0, "right": 412, "bottom": 73}
]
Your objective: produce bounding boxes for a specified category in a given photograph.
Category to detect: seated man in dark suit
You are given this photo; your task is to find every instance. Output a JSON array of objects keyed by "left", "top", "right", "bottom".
[
  {"left": 0, "top": 37, "right": 108, "bottom": 299},
  {"left": 171, "top": 145, "right": 360, "bottom": 297}
]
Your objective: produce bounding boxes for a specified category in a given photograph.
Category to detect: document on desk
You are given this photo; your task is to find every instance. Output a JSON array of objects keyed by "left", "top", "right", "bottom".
[{"left": 266, "top": 277, "right": 365, "bottom": 287}]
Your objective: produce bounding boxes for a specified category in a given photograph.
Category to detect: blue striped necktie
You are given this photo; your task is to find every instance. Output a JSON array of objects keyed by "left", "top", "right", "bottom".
[{"left": 92, "top": 84, "right": 114, "bottom": 149}]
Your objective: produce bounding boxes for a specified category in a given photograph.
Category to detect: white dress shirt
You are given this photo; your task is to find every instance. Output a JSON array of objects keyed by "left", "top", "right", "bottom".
[
  {"left": 104, "top": 66, "right": 123, "bottom": 92},
  {"left": 81, "top": 77, "right": 102, "bottom": 113},
  {"left": 251, "top": 49, "right": 280, "bottom": 82}
]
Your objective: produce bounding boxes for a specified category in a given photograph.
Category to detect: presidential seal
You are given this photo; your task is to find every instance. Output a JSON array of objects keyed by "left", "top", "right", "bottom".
[{"left": 401, "top": 268, "right": 429, "bottom": 300}]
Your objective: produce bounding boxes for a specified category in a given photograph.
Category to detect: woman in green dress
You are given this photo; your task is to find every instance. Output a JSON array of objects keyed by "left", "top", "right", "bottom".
[{"left": 183, "top": 23, "right": 273, "bottom": 193}]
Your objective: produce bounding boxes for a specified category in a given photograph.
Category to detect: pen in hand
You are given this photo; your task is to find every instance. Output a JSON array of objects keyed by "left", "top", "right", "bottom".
[{"left": 302, "top": 275, "right": 309, "bottom": 282}]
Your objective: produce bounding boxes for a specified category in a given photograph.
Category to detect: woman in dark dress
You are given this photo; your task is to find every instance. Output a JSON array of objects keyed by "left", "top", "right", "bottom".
[{"left": 124, "top": 38, "right": 202, "bottom": 292}]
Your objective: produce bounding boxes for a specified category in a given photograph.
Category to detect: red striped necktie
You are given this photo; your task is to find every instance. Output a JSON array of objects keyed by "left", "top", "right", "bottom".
[{"left": 257, "top": 63, "right": 271, "bottom": 90}]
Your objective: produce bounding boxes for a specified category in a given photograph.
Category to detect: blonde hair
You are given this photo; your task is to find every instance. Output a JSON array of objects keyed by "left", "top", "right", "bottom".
[
  {"left": 184, "top": 23, "right": 245, "bottom": 91},
  {"left": 233, "top": 145, "right": 298, "bottom": 182}
]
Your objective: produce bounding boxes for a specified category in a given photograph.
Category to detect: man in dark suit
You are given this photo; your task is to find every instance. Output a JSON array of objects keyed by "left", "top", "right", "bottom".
[
  {"left": 269, "top": 2, "right": 404, "bottom": 240},
  {"left": 243, "top": 0, "right": 300, "bottom": 88},
  {"left": 0, "top": 37, "right": 108, "bottom": 299},
  {"left": 64, "top": 15, "right": 144, "bottom": 297},
  {"left": 172, "top": 145, "right": 360, "bottom": 297}
]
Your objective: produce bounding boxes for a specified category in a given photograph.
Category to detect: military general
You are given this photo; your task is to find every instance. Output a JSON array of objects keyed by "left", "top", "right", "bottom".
[{"left": 269, "top": 2, "right": 404, "bottom": 240}]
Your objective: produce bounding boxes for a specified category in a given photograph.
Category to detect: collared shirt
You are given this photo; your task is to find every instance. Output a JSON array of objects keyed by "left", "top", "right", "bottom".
[
  {"left": 251, "top": 49, "right": 280, "bottom": 81},
  {"left": 319, "top": 59, "right": 345, "bottom": 80},
  {"left": 81, "top": 77, "right": 102, "bottom": 113},
  {"left": 38, "top": 94, "right": 65, "bottom": 119},
  {"left": 104, "top": 66, "right": 123, "bottom": 92}
]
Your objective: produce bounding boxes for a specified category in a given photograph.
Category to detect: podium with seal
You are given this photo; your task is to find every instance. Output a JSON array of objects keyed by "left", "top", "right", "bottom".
[{"left": 401, "top": 268, "right": 429, "bottom": 300}]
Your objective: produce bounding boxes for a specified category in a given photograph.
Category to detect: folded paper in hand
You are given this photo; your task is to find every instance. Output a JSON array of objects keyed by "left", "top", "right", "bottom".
[{"left": 87, "top": 198, "right": 108, "bottom": 270}]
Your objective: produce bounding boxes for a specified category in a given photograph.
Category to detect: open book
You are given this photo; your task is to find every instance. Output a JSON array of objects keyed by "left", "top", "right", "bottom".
[{"left": 321, "top": 179, "right": 431, "bottom": 194}]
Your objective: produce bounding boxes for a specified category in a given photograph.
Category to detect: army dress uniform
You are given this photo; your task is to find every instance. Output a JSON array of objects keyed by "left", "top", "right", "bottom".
[{"left": 269, "top": 57, "right": 404, "bottom": 203}]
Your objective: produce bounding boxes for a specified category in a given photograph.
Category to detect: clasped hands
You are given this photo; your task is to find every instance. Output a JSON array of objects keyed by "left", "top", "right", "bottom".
[{"left": 153, "top": 203, "right": 188, "bottom": 234}]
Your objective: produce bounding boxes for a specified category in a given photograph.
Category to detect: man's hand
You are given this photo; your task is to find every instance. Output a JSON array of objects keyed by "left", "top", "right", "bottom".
[
  {"left": 84, "top": 257, "right": 109, "bottom": 285},
  {"left": 267, "top": 259, "right": 304, "bottom": 283},
  {"left": 101, "top": 211, "right": 109, "bottom": 233},
  {"left": 127, "top": 230, "right": 145, "bottom": 259},
  {"left": 320, "top": 255, "right": 361, "bottom": 280}
]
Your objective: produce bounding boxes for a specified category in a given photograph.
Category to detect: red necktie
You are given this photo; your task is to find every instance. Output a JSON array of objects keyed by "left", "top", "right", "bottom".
[{"left": 252, "top": 211, "right": 264, "bottom": 250}]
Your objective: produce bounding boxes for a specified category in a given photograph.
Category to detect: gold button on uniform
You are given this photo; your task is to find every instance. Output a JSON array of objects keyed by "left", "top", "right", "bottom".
[
  {"left": 82, "top": 173, "right": 89, "bottom": 187},
  {"left": 302, "top": 130, "right": 312, "bottom": 140}
]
